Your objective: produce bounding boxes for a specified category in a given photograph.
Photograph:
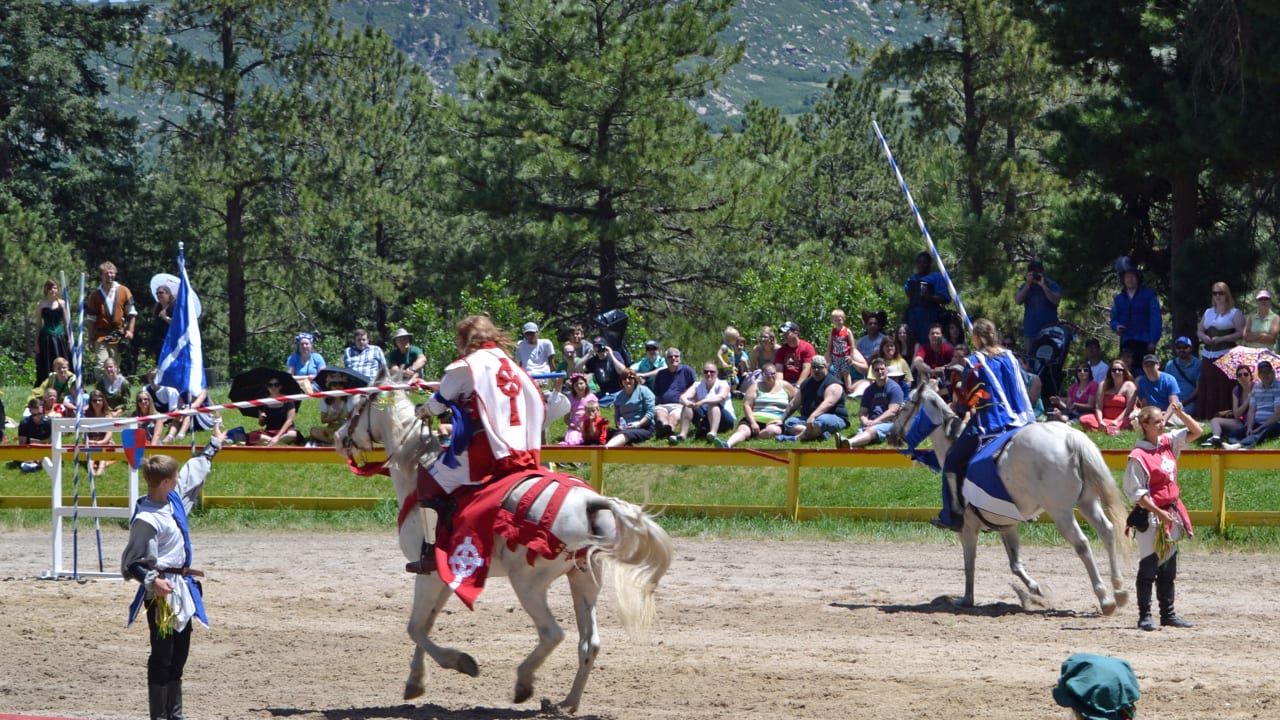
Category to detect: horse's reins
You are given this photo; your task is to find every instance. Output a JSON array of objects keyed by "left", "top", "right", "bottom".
[{"left": 341, "top": 389, "right": 433, "bottom": 470}]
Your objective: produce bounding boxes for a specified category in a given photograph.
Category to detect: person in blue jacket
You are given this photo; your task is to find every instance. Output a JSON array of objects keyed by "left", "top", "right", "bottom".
[{"left": 1111, "top": 257, "right": 1162, "bottom": 372}]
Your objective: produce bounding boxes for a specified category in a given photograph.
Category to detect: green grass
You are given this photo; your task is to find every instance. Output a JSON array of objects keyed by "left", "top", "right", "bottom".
[{"left": 5, "top": 386, "right": 1280, "bottom": 551}]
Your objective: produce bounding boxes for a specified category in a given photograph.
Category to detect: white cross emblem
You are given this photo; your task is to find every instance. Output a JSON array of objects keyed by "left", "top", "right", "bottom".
[{"left": 448, "top": 536, "right": 485, "bottom": 581}]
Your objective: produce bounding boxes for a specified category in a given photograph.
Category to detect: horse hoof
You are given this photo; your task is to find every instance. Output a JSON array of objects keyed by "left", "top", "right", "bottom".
[
  {"left": 403, "top": 682, "right": 425, "bottom": 701},
  {"left": 1113, "top": 590, "right": 1130, "bottom": 609},
  {"left": 513, "top": 681, "right": 533, "bottom": 704},
  {"left": 456, "top": 653, "right": 479, "bottom": 678},
  {"left": 1099, "top": 599, "right": 1118, "bottom": 616}
]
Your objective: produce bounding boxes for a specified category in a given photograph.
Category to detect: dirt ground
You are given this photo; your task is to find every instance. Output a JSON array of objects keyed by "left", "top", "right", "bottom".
[{"left": 1, "top": 528, "right": 1277, "bottom": 720}]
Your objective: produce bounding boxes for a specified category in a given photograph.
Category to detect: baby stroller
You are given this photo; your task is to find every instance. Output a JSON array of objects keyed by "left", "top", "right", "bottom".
[
  {"left": 1028, "top": 321, "right": 1075, "bottom": 396},
  {"left": 595, "top": 309, "right": 631, "bottom": 366}
]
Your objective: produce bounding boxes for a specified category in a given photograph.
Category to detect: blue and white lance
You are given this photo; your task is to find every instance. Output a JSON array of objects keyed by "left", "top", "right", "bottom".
[{"left": 871, "top": 120, "right": 972, "bottom": 335}]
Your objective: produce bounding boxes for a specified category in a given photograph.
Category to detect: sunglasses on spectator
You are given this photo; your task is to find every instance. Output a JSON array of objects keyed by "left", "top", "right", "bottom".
[
  {"left": 267, "top": 381, "right": 282, "bottom": 387},
  {"left": 1111, "top": 368, "right": 1125, "bottom": 373},
  {"left": 1212, "top": 291, "right": 1225, "bottom": 296},
  {"left": 703, "top": 370, "right": 717, "bottom": 375}
]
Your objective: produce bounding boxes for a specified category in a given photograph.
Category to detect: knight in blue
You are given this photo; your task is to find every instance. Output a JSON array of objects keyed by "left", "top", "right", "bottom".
[
  {"left": 933, "top": 319, "right": 1035, "bottom": 531},
  {"left": 121, "top": 421, "right": 225, "bottom": 720}
]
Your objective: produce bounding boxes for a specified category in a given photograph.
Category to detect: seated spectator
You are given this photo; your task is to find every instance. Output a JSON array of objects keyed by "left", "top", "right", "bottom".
[
  {"left": 1048, "top": 365, "right": 1097, "bottom": 423},
  {"left": 911, "top": 324, "right": 954, "bottom": 384},
  {"left": 387, "top": 328, "right": 426, "bottom": 378},
  {"left": 131, "top": 390, "right": 164, "bottom": 445},
  {"left": 878, "top": 336, "right": 913, "bottom": 393},
  {"left": 515, "top": 322, "right": 556, "bottom": 388},
  {"left": 342, "top": 328, "right": 386, "bottom": 383},
  {"left": 774, "top": 320, "right": 816, "bottom": 386},
  {"left": 1136, "top": 354, "right": 1181, "bottom": 411},
  {"left": 1080, "top": 361, "right": 1137, "bottom": 435},
  {"left": 1164, "top": 336, "right": 1200, "bottom": 415},
  {"left": 1223, "top": 360, "right": 1280, "bottom": 449},
  {"left": 605, "top": 370, "right": 656, "bottom": 448},
  {"left": 566, "top": 324, "right": 591, "bottom": 358},
  {"left": 286, "top": 332, "right": 325, "bottom": 393},
  {"left": 944, "top": 344, "right": 969, "bottom": 402},
  {"left": 141, "top": 367, "right": 181, "bottom": 442},
  {"left": 749, "top": 326, "right": 778, "bottom": 373},
  {"left": 84, "top": 390, "right": 116, "bottom": 475},
  {"left": 1204, "top": 366, "right": 1254, "bottom": 446},
  {"left": 857, "top": 310, "right": 887, "bottom": 367},
  {"left": 249, "top": 377, "right": 299, "bottom": 446},
  {"left": 714, "top": 362, "right": 795, "bottom": 448},
  {"left": 309, "top": 375, "right": 356, "bottom": 446},
  {"left": 95, "top": 358, "right": 131, "bottom": 414},
  {"left": 558, "top": 374, "right": 598, "bottom": 446},
  {"left": 1083, "top": 337, "right": 1109, "bottom": 385},
  {"left": 895, "top": 322, "right": 916, "bottom": 361},
  {"left": 39, "top": 387, "right": 68, "bottom": 419},
  {"left": 716, "top": 326, "right": 741, "bottom": 384},
  {"left": 630, "top": 340, "right": 666, "bottom": 390},
  {"left": 653, "top": 347, "right": 697, "bottom": 441},
  {"left": 166, "top": 388, "right": 217, "bottom": 442},
  {"left": 780, "top": 355, "right": 848, "bottom": 442},
  {"left": 579, "top": 399, "right": 610, "bottom": 445},
  {"left": 1243, "top": 289, "right": 1279, "bottom": 349},
  {"left": 30, "top": 357, "right": 77, "bottom": 402},
  {"left": 557, "top": 343, "right": 589, "bottom": 392},
  {"left": 836, "top": 357, "right": 903, "bottom": 449},
  {"left": 18, "top": 398, "right": 52, "bottom": 445},
  {"left": 1017, "top": 353, "right": 1046, "bottom": 421},
  {"left": 676, "top": 362, "right": 735, "bottom": 444},
  {"left": 583, "top": 337, "right": 628, "bottom": 406}
]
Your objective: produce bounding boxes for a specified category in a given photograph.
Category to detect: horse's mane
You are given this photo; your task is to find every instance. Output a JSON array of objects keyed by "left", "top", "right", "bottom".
[{"left": 374, "top": 369, "right": 440, "bottom": 477}]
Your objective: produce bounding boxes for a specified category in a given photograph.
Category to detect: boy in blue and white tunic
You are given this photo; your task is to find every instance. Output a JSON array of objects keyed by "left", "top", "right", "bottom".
[
  {"left": 121, "top": 422, "right": 224, "bottom": 720},
  {"left": 935, "top": 319, "right": 1035, "bottom": 531}
]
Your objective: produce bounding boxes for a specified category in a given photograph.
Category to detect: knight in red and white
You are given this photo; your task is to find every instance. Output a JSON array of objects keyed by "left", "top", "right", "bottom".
[{"left": 417, "top": 314, "right": 545, "bottom": 498}]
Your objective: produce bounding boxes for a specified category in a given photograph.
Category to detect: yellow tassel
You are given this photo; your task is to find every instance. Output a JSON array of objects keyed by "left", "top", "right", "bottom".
[{"left": 153, "top": 595, "right": 178, "bottom": 638}]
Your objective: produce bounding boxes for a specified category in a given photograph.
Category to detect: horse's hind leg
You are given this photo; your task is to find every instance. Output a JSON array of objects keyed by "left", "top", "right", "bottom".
[
  {"left": 405, "top": 573, "right": 477, "bottom": 701},
  {"left": 1049, "top": 509, "right": 1116, "bottom": 615},
  {"left": 509, "top": 564, "right": 566, "bottom": 705},
  {"left": 1078, "top": 497, "right": 1127, "bottom": 610},
  {"left": 560, "top": 563, "right": 603, "bottom": 714}
]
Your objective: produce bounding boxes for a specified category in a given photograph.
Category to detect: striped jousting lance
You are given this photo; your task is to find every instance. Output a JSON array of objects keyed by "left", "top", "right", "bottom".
[
  {"left": 871, "top": 120, "right": 973, "bottom": 335},
  {"left": 109, "top": 372, "right": 566, "bottom": 427}
]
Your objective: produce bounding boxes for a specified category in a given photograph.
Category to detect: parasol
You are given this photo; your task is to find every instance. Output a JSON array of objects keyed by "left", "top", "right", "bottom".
[
  {"left": 228, "top": 368, "right": 303, "bottom": 418},
  {"left": 1212, "top": 346, "right": 1280, "bottom": 379},
  {"left": 314, "top": 366, "right": 369, "bottom": 389}
]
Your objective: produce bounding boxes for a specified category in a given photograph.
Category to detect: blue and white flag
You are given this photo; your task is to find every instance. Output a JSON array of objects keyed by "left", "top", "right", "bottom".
[{"left": 158, "top": 245, "right": 206, "bottom": 396}]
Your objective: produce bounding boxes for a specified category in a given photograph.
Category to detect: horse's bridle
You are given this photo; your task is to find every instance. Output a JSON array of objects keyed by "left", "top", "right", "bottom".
[{"left": 340, "top": 392, "right": 376, "bottom": 468}]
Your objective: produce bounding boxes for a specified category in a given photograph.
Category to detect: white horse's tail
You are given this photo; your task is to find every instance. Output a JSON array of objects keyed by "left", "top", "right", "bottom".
[
  {"left": 587, "top": 497, "right": 673, "bottom": 640},
  {"left": 1071, "top": 431, "right": 1131, "bottom": 561}
]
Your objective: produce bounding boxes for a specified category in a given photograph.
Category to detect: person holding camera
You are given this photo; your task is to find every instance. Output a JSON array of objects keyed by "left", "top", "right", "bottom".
[
  {"left": 1014, "top": 259, "right": 1061, "bottom": 353},
  {"left": 582, "top": 336, "right": 628, "bottom": 407},
  {"left": 85, "top": 260, "right": 138, "bottom": 374}
]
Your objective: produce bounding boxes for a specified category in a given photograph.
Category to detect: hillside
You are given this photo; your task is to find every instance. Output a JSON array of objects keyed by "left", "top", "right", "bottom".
[{"left": 338, "top": 0, "right": 937, "bottom": 125}]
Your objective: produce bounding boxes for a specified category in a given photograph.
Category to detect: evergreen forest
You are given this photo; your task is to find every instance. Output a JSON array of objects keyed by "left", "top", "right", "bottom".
[{"left": 3, "top": 0, "right": 1279, "bottom": 385}]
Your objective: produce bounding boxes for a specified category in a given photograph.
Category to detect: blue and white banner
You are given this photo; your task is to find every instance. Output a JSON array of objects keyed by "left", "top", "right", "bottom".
[{"left": 158, "top": 244, "right": 206, "bottom": 396}]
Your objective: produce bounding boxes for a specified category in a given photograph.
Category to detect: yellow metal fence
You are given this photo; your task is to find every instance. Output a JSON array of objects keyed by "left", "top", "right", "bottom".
[{"left": 2, "top": 445, "right": 1277, "bottom": 532}]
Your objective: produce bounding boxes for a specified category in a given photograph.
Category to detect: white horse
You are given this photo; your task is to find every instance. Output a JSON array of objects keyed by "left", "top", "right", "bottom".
[
  {"left": 334, "top": 384, "right": 672, "bottom": 714},
  {"left": 889, "top": 384, "right": 1129, "bottom": 614}
]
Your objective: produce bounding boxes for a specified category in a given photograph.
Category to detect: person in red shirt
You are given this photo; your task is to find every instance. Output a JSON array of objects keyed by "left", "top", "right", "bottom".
[
  {"left": 773, "top": 320, "right": 816, "bottom": 386},
  {"left": 580, "top": 400, "right": 611, "bottom": 445},
  {"left": 911, "top": 323, "right": 955, "bottom": 384}
]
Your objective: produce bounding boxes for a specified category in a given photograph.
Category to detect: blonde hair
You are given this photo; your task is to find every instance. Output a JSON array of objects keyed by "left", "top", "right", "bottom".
[
  {"left": 1211, "top": 281, "right": 1235, "bottom": 311},
  {"left": 1135, "top": 404, "right": 1164, "bottom": 429},
  {"left": 723, "top": 326, "right": 741, "bottom": 344},
  {"left": 141, "top": 455, "right": 180, "bottom": 489},
  {"left": 831, "top": 309, "right": 846, "bottom": 322},
  {"left": 456, "top": 314, "right": 513, "bottom": 354},
  {"left": 52, "top": 357, "right": 69, "bottom": 371}
]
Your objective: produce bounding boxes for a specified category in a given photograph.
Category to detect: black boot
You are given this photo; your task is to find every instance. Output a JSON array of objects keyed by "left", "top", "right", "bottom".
[
  {"left": 405, "top": 497, "right": 456, "bottom": 575},
  {"left": 148, "top": 683, "right": 169, "bottom": 720},
  {"left": 165, "top": 680, "right": 185, "bottom": 720},
  {"left": 1136, "top": 554, "right": 1156, "bottom": 631},
  {"left": 1157, "top": 554, "right": 1193, "bottom": 628}
]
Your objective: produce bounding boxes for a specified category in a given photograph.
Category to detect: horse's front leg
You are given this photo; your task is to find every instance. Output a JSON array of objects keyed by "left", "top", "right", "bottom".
[
  {"left": 559, "top": 562, "right": 603, "bottom": 714},
  {"left": 404, "top": 572, "right": 477, "bottom": 701},
  {"left": 956, "top": 511, "right": 981, "bottom": 607},
  {"left": 508, "top": 560, "right": 567, "bottom": 705}
]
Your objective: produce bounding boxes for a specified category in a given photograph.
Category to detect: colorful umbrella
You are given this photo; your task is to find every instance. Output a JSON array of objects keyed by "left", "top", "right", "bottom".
[{"left": 1213, "top": 346, "right": 1280, "bottom": 379}]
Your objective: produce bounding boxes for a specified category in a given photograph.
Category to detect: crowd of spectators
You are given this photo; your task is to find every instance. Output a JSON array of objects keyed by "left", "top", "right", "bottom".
[{"left": 11, "top": 253, "right": 1280, "bottom": 460}]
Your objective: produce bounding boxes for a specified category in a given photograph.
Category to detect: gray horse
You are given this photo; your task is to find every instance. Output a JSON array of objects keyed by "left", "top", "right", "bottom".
[{"left": 890, "top": 383, "right": 1129, "bottom": 614}]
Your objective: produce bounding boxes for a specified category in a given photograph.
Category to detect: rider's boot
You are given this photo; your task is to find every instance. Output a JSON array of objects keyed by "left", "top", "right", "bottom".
[
  {"left": 1157, "top": 554, "right": 1192, "bottom": 628},
  {"left": 405, "top": 496, "right": 456, "bottom": 575},
  {"left": 930, "top": 471, "right": 964, "bottom": 532}
]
